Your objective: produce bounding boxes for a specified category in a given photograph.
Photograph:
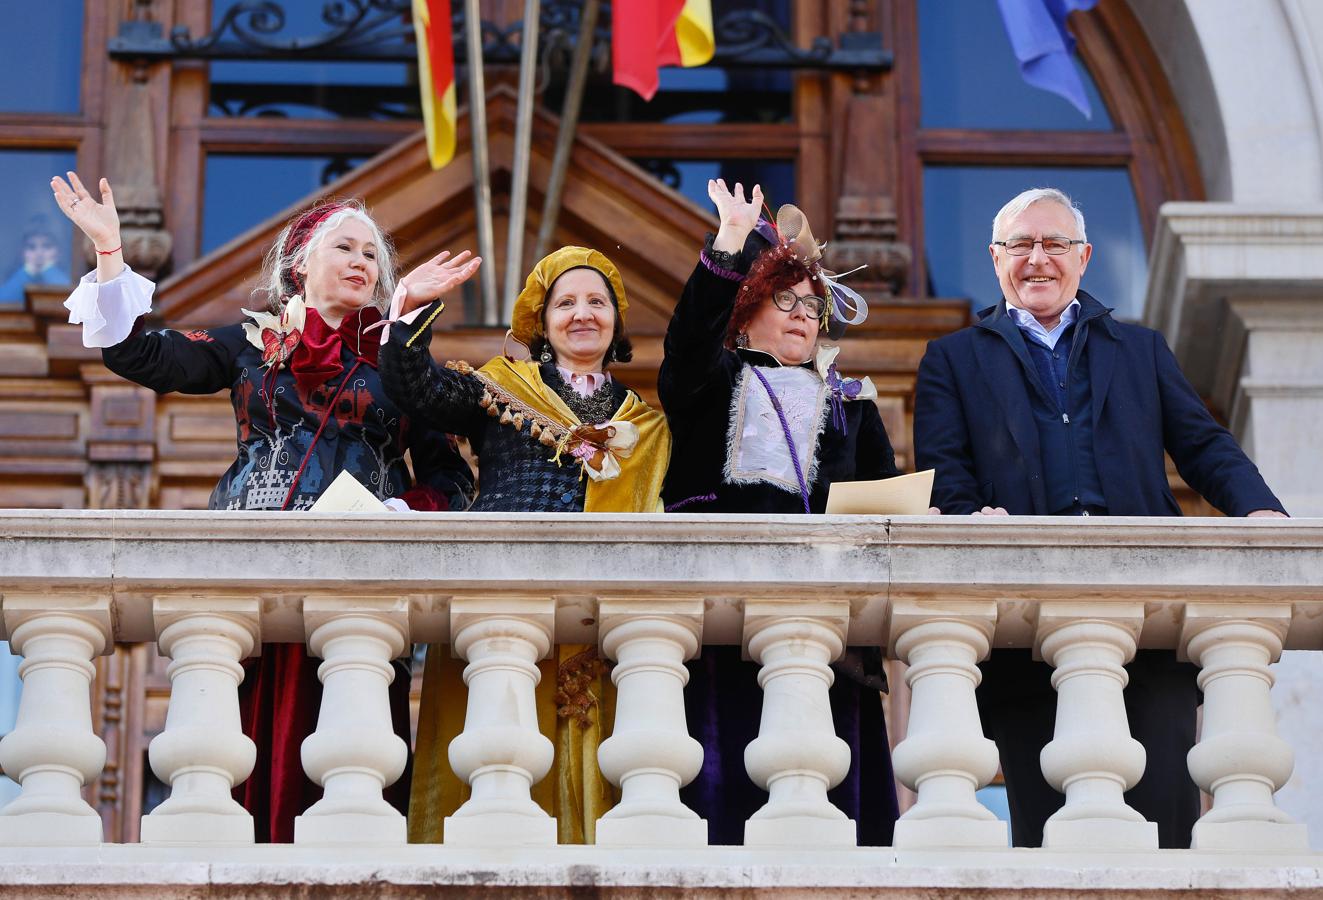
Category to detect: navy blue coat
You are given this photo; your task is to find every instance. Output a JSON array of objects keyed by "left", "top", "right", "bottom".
[{"left": 913, "top": 291, "right": 1285, "bottom": 517}]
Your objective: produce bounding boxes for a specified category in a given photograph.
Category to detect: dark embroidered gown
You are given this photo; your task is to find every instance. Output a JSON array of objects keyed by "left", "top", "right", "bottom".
[
  {"left": 657, "top": 245, "right": 902, "bottom": 846},
  {"left": 102, "top": 305, "right": 474, "bottom": 842}
]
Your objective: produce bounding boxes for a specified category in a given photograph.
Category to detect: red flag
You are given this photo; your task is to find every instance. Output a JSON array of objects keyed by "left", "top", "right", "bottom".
[
  {"left": 613, "top": 0, "right": 715, "bottom": 101},
  {"left": 413, "top": 0, "right": 457, "bottom": 169}
]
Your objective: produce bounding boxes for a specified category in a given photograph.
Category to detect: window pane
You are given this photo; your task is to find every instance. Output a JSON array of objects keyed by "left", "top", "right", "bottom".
[
  {"left": 923, "top": 166, "right": 1147, "bottom": 320},
  {"left": 918, "top": 0, "right": 1111, "bottom": 131},
  {"left": 202, "top": 154, "right": 367, "bottom": 255},
  {"left": 207, "top": 2, "right": 414, "bottom": 120},
  {"left": 0, "top": 150, "right": 78, "bottom": 306},
  {"left": 630, "top": 158, "right": 794, "bottom": 213},
  {"left": 0, "top": 0, "right": 82, "bottom": 113}
]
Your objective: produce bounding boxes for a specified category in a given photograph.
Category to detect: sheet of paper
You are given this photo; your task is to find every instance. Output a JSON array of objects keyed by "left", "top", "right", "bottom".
[
  {"left": 825, "top": 469, "right": 935, "bottom": 515},
  {"left": 308, "top": 470, "right": 390, "bottom": 513}
]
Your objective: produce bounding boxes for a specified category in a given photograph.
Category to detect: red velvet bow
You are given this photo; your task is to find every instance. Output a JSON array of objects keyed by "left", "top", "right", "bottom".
[{"left": 290, "top": 305, "right": 383, "bottom": 396}]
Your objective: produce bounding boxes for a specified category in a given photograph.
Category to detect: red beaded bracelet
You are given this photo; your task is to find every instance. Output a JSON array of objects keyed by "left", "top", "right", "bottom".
[{"left": 95, "top": 245, "right": 122, "bottom": 255}]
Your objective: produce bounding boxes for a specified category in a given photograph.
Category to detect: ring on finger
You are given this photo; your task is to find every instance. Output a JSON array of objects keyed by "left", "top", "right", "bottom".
[{"left": 70, "top": 198, "right": 81, "bottom": 208}]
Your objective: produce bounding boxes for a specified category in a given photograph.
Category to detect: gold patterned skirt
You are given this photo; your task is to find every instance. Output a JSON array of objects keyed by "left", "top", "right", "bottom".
[{"left": 407, "top": 643, "right": 618, "bottom": 844}]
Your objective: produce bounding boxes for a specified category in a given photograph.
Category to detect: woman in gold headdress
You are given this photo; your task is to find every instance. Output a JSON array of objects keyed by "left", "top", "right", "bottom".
[{"left": 377, "top": 246, "right": 671, "bottom": 843}]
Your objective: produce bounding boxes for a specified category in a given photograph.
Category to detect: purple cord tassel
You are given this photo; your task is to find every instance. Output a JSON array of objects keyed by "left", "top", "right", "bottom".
[{"left": 665, "top": 492, "right": 718, "bottom": 512}]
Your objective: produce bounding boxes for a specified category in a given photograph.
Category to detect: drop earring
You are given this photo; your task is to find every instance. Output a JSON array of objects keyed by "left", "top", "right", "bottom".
[
  {"left": 539, "top": 345, "right": 554, "bottom": 364},
  {"left": 735, "top": 332, "right": 749, "bottom": 349}
]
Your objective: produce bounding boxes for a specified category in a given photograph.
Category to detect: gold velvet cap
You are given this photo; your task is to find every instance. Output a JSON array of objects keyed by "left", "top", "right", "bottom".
[{"left": 510, "top": 246, "right": 630, "bottom": 346}]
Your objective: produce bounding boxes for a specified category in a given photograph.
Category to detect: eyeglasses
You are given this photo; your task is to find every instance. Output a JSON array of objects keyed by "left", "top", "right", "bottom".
[
  {"left": 772, "top": 289, "right": 826, "bottom": 318},
  {"left": 993, "top": 237, "right": 1085, "bottom": 256}
]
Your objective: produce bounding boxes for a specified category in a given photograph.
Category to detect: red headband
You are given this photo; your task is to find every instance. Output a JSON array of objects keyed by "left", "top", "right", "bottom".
[{"left": 282, "top": 202, "right": 349, "bottom": 296}]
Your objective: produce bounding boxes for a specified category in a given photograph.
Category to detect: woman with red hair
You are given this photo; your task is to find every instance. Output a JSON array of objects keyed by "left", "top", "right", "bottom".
[
  {"left": 659, "top": 178, "right": 901, "bottom": 846},
  {"left": 51, "top": 172, "right": 477, "bottom": 841}
]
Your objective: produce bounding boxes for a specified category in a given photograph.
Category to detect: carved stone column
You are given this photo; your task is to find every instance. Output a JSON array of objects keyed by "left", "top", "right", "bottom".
[
  {"left": 889, "top": 600, "right": 1007, "bottom": 849},
  {"left": 444, "top": 598, "right": 556, "bottom": 846},
  {"left": 1181, "top": 605, "right": 1308, "bottom": 850},
  {"left": 1036, "top": 603, "right": 1157, "bottom": 850},
  {"left": 0, "top": 595, "right": 113, "bottom": 845},
  {"left": 742, "top": 600, "right": 855, "bottom": 847},
  {"left": 295, "top": 597, "right": 410, "bottom": 844},
  {"left": 140, "top": 599, "right": 260, "bottom": 844},
  {"left": 595, "top": 599, "right": 706, "bottom": 847}
]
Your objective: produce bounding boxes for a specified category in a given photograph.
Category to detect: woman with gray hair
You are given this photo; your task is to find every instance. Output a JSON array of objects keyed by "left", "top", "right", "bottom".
[{"left": 51, "top": 172, "right": 477, "bottom": 841}]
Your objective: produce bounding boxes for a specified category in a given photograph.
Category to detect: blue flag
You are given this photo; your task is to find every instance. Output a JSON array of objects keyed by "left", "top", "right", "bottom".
[{"left": 995, "top": 0, "right": 1099, "bottom": 118}]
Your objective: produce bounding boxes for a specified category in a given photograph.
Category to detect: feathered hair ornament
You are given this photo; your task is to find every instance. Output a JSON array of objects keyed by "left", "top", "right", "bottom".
[{"left": 760, "top": 203, "right": 870, "bottom": 336}]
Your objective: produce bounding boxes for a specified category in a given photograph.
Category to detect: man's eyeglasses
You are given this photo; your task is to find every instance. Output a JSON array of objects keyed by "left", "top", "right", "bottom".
[
  {"left": 772, "top": 289, "right": 826, "bottom": 319},
  {"left": 992, "top": 237, "right": 1086, "bottom": 256}
]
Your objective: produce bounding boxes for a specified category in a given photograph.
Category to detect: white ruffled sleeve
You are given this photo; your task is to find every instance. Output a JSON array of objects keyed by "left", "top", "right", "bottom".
[{"left": 63, "top": 266, "right": 157, "bottom": 349}]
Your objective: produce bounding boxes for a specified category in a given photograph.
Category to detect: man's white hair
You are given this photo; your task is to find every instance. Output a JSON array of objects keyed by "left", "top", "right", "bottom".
[{"left": 991, "top": 187, "right": 1088, "bottom": 245}]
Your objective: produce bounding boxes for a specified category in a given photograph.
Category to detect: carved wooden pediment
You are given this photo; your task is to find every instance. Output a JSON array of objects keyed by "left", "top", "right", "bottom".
[{"left": 157, "top": 85, "right": 714, "bottom": 342}]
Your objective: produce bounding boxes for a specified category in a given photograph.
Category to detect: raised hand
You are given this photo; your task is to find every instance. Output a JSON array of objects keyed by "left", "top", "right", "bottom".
[
  {"left": 708, "top": 179, "right": 762, "bottom": 254},
  {"left": 398, "top": 249, "right": 482, "bottom": 317},
  {"left": 51, "top": 172, "right": 120, "bottom": 252},
  {"left": 709, "top": 179, "right": 763, "bottom": 231}
]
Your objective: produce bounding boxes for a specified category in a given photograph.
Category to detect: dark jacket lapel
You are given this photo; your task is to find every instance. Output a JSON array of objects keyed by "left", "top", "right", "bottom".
[{"left": 1078, "top": 290, "right": 1119, "bottom": 426}]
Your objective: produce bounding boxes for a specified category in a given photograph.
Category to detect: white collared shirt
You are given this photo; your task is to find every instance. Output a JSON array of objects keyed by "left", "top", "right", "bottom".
[{"left": 1005, "top": 298, "right": 1080, "bottom": 351}]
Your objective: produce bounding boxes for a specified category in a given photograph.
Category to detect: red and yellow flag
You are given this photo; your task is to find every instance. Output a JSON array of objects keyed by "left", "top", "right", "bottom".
[
  {"left": 413, "top": 0, "right": 457, "bottom": 169},
  {"left": 612, "top": 0, "right": 716, "bottom": 101}
]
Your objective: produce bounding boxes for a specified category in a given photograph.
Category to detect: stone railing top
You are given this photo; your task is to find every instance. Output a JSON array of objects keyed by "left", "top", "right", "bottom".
[{"left": 1, "top": 510, "right": 1321, "bottom": 647}]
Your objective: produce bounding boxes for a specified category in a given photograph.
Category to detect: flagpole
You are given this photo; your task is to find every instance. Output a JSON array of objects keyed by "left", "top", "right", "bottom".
[
  {"left": 502, "top": 0, "right": 541, "bottom": 318},
  {"left": 465, "top": 0, "right": 498, "bottom": 325},
  {"left": 532, "top": 0, "right": 599, "bottom": 264}
]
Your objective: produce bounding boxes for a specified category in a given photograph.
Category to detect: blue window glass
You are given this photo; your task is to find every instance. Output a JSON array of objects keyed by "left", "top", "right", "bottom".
[
  {"left": 923, "top": 166, "right": 1147, "bottom": 320},
  {"left": 630, "top": 159, "right": 794, "bottom": 213},
  {"left": 0, "top": 0, "right": 82, "bottom": 113},
  {"left": 207, "top": 2, "right": 413, "bottom": 119},
  {"left": 0, "top": 150, "right": 78, "bottom": 306},
  {"left": 202, "top": 154, "right": 367, "bottom": 255},
  {"left": 918, "top": 0, "right": 1111, "bottom": 131},
  {"left": 976, "top": 784, "right": 1012, "bottom": 826}
]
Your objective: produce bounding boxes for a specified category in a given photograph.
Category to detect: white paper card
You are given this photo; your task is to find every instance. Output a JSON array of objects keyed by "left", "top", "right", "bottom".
[
  {"left": 309, "top": 470, "right": 390, "bottom": 513},
  {"left": 825, "top": 469, "right": 935, "bottom": 515}
]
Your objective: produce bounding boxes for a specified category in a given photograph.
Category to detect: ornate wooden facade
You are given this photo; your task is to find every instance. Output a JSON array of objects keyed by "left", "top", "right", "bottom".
[{"left": 0, "top": 0, "right": 1213, "bottom": 839}]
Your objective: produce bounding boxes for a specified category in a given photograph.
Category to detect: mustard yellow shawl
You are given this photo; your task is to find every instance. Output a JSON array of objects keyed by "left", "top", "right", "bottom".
[{"left": 408, "top": 356, "right": 671, "bottom": 845}]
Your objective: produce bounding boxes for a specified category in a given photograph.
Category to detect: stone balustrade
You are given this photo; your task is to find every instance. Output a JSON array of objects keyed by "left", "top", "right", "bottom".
[{"left": 0, "top": 510, "right": 1321, "bottom": 896}]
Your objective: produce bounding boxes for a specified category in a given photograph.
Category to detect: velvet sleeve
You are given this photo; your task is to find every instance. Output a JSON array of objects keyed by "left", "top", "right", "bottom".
[
  {"left": 377, "top": 299, "right": 487, "bottom": 439},
  {"left": 854, "top": 400, "right": 901, "bottom": 480},
  {"left": 101, "top": 322, "right": 245, "bottom": 395},
  {"left": 402, "top": 420, "right": 475, "bottom": 511},
  {"left": 658, "top": 244, "right": 744, "bottom": 414},
  {"left": 1154, "top": 332, "right": 1286, "bottom": 516},
  {"left": 913, "top": 338, "right": 983, "bottom": 514}
]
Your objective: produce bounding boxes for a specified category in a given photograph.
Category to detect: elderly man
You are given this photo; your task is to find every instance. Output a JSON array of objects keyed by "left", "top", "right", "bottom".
[{"left": 913, "top": 187, "right": 1286, "bottom": 849}]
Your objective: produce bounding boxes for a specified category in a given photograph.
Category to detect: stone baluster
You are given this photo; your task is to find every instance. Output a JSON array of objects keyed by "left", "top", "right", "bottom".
[
  {"left": 742, "top": 600, "right": 855, "bottom": 847},
  {"left": 140, "top": 599, "right": 260, "bottom": 843},
  {"left": 1182, "top": 605, "right": 1308, "bottom": 850},
  {"left": 0, "top": 595, "right": 112, "bottom": 845},
  {"left": 889, "top": 600, "right": 1007, "bottom": 848},
  {"left": 595, "top": 599, "right": 706, "bottom": 847},
  {"left": 294, "top": 597, "right": 409, "bottom": 844},
  {"left": 1036, "top": 603, "right": 1157, "bottom": 849},
  {"left": 444, "top": 599, "right": 556, "bottom": 846}
]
